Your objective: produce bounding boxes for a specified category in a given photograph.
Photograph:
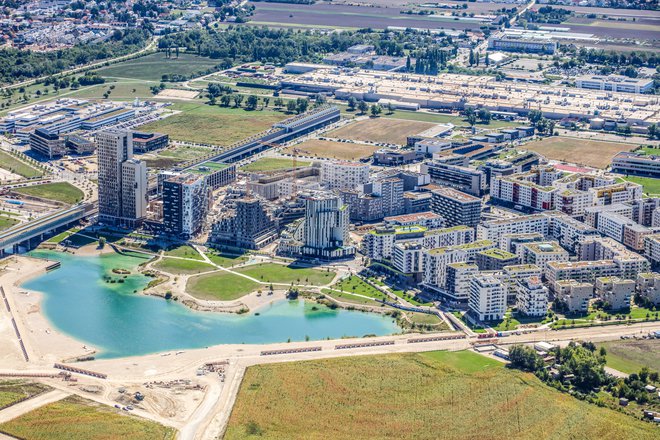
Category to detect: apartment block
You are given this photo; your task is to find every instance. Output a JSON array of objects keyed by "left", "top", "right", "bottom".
[
  {"left": 211, "top": 198, "right": 277, "bottom": 250},
  {"left": 445, "top": 262, "right": 479, "bottom": 303},
  {"left": 555, "top": 280, "right": 593, "bottom": 313},
  {"left": 520, "top": 241, "right": 569, "bottom": 269},
  {"left": 499, "top": 264, "right": 543, "bottom": 305},
  {"left": 430, "top": 187, "right": 481, "bottom": 227},
  {"left": 516, "top": 276, "right": 549, "bottom": 317},
  {"left": 475, "top": 248, "right": 519, "bottom": 271},
  {"left": 469, "top": 275, "right": 507, "bottom": 322},
  {"left": 421, "top": 161, "right": 486, "bottom": 196},
  {"left": 162, "top": 173, "right": 209, "bottom": 239},
  {"left": 320, "top": 161, "right": 370, "bottom": 190},
  {"left": 595, "top": 277, "right": 634, "bottom": 311},
  {"left": 392, "top": 242, "right": 424, "bottom": 276},
  {"left": 636, "top": 273, "right": 660, "bottom": 306}
]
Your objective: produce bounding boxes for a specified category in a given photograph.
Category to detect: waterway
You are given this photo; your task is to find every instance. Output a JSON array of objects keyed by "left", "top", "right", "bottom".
[{"left": 22, "top": 250, "right": 401, "bottom": 359}]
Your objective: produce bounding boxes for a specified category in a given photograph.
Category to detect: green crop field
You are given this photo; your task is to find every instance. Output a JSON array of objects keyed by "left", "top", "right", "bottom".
[
  {"left": 13, "top": 182, "right": 83, "bottom": 204},
  {"left": 153, "top": 258, "right": 214, "bottom": 275},
  {"left": 241, "top": 157, "right": 311, "bottom": 173},
  {"left": 225, "top": 350, "right": 659, "bottom": 440},
  {"left": 186, "top": 271, "right": 260, "bottom": 301},
  {"left": 95, "top": 52, "right": 220, "bottom": 82},
  {"left": 0, "top": 150, "right": 43, "bottom": 178},
  {"left": 236, "top": 263, "right": 334, "bottom": 286},
  {"left": 0, "top": 380, "right": 50, "bottom": 409},
  {"left": 599, "top": 339, "right": 660, "bottom": 374},
  {"left": 0, "top": 395, "right": 176, "bottom": 440},
  {"left": 137, "top": 102, "right": 288, "bottom": 146}
]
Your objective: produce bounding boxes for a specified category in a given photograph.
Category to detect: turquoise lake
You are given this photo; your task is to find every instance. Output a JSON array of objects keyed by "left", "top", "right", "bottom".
[{"left": 22, "top": 250, "right": 400, "bottom": 359}]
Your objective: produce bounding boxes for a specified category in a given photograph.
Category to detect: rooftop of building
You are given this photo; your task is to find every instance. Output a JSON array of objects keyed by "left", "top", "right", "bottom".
[
  {"left": 431, "top": 186, "right": 480, "bottom": 203},
  {"left": 524, "top": 241, "right": 567, "bottom": 254},
  {"left": 188, "top": 161, "right": 231, "bottom": 175},
  {"left": 384, "top": 211, "right": 441, "bottom": 223},
  {"left": 503, "top": 264, "right": 541, "bottom": 273},
  {"left": 478, "top": 248, "right": 518, "bottom": 260}
]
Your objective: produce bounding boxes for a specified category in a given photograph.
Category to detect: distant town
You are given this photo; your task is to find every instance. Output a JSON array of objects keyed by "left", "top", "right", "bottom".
[{"left": 0, "top": 0, "right": 658, "bottom": 439}]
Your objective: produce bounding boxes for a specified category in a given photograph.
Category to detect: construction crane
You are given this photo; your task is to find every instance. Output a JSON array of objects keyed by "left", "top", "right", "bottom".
[{"left": 290, "top": 146, "right": 312, "bottom": 196}]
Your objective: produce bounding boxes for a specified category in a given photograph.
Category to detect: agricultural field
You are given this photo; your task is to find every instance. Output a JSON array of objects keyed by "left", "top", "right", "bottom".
[
  {"left": 66, "top": 79, "right": 154, "bottom": 101},
  {"left": 522, "top": 137, "right": 637, "bottom": 169},
  {"left": 247, "top": 2, "right": 483, "bottom": 31},
  {"left": 0, "top": 150, "right": 43, "bottom": 178},
  {"left": 285, "top": 139, "right": 379, "bottom": 160},
  {"left": 94, "top": 52, "right": 220, "bottom": 82},
  {"left": 0, "top": 395, "right": 176, "bottom": 440},
  {"left": 599, "top": 339, "right": 660, "bottom": 374},
  {"left": 0, "top": 380, "right": 50, "bottom": 409},
  {"left": 12, "top": 182, "right": 84, "bottom": 204},
  {"left": 329, "top": 117, "right": 436, "bottom": 145},
  {"left": 225, "top": 350, "right": 658, "bottom": 439},
  {"left": 186, "top": 271, "right": 260, "bottom": 301},
  {"left": 236, "top": 263, "right": 335, "bottom": 286},
  {"left": 241, "top": 157, "right": 311, "bottom": 173},
  {"left": 137, "top": 102, "right": 288, "bottom": 146}
]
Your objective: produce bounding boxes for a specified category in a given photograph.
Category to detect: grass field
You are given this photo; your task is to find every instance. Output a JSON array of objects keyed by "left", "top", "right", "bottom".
[
  {"left": 0, "top": 381, "right": 50, "bottom": 409},
  {"left": 0, "top": 395, "right": 176, "bottom": 440},
  {"left": 241, "top": 157, "right": 311, "bottom": 173},
  {"left": 621, "top": 175, "right": 660, "bottom": 196},
  {"left": 206, "top": 251, "right": 248, "bottom": 268},
  {"left": 95, "top": 52, "right": 220, "bottom": 82},
  {"left": 0, "top": 215, "right": 19, "bottom": 231},
  {"left": 599, "top": 339, "right": 660, "bottom": 374},
  {"left": 329, "top": 117, "right": 436, "bottom": 145},
  {"left": 522, "top": 137, "right": 637, "bottom": 169},
  {"left": 0, "top": 150, "right": 43, "bottom": 178},
  {"left": 225, "top": 350, "right": 658, "bottom": 439},
  {"left": 284, "top": 139, "right": 379, "bottom": 160},
  {"left": 137, "top": 102, "right": 288, "bottom": 146},
  {"left": 331, "top": 275, "right": 388, "bottom": 301},
  {"left": 157, "top": 145, "right": 213, "bottom": 161},
  {"left": 236, "top": 263, "right": 334, "bottom": 286},
  {"left": 13, "top": 182, "right": 83, "bottom": 204},
  {"left": 186, "top": 271, "right": 260, "bottom": 301},
  {"left": 383, "top": 109, "right": 521, "bottom": 129},
  {"left": 153, "top": 258, "right": 214, "bottom": 275},
  {"left": 163, "top": 245, "right": 203, "bottom": 260}
]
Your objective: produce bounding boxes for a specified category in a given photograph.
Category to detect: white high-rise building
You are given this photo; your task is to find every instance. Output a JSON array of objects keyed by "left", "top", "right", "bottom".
[
  {"left": 97, "top": 130, "right": 147, "bottom": 227},
  {"left": 320, "top": 161, "right": 370, "bottom": 190},
  {"left": 516, "top": 276, "right": 549, "bottom": 317},
  {"left": 301, "top": 192, "right": 354, "bottom": 259},
  {"left": 469, "top": 275, "right": 507, "bottom": 322}
]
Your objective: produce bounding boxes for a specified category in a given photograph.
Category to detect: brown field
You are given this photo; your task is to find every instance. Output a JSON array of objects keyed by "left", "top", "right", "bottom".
[
  {"left": 328, "top": 117, "right": 436, "bottom": 145},
  {"left": 285, "top": 139, "right": 379, "bottom": 160},
  {"left": 522, "top": 137, "right": 637, "bottom": 169},
  {"left": 224, "top": 350, "right": 658, "bottom": 440}
]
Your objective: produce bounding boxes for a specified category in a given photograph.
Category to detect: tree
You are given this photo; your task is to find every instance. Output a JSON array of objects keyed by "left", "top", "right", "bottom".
[
  {"left": 233, "top": 94, "right": 244, "bottom": 108},
  {"left": 347, "top": 96, "right": 357, "bottom": 111},
  {"left": 477, "top": 108, "right": 491, "bottom": 124},
  {"left": 357, "top": 100, "right": 369, "bottom": 115},
  {"left": 273, "top": 97, "right": 284, "bottom": 108},
  {"left": 370, "top": 104, "right": 382, "bottom": 117},
  {"left": 509, "top": 345, "right": 543, "bottom": 372},
  {"left": 245, "top": 95, "right": 259, "bottom": 110},
  {"left": 295, "top": 97, "right": 308, "bottom": 114},
  {"left": 648, "top": 123, "right": 658, "bottom": 140},
  {"left": 528, "top": 109, "right": 543, "bottom": 124},
  {"left": 220, "top": 94, "right": 232, "bottom": 107},
  {"left": 286, "top": 100, "right": 297, "bottom": 113},
  {"left": 387, "top": 102, "right": 395, "bottom": 114},
  {"left": 485, "top": 53, "right": 490, "bottom": 67},
  {"left": 262, "top": 97, "right": 270, "bottom": 108}
]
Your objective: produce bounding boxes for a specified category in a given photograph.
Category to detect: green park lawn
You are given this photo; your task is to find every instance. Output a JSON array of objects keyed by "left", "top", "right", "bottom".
[
  {"left": 13, "top": 182, "right": 83, "bottom": 204},
  {"left": 241, "top": 157, "right": 311, "bottom": 173},
  {"left": 163, "top": 245, "right": 203, "bottom": 260},
  {"left": 236, "top": 263, "right": 334, "bottom": 286},
  {"left": 0, "top": 395, "right": 176, "bottom": 440},
  {"left": 330, "top": 275, "right": 388, "bottom": 301},
  {"left": 206, "top": 251, "right": 248, "bottom": 268},
  {"left": 0, "top": 150, "right": 43, "bottom": 178},
  {"left": 186, "top": 271, "right": 260, "bottom": 301},
  {"left": 622, "top": 175, "right": 660, "bottom": 196},
  {"left": 225, "top": 350, "right": 657, "bottom": 439},
  {"left": 137, "top": 102, "right": 287, "bottom": 146},
  {"left": 0, "top": 215, "right": 19, "bottom": 231},
  {"left": 153, "top": 258, "right": 214, "bottom": 275}
]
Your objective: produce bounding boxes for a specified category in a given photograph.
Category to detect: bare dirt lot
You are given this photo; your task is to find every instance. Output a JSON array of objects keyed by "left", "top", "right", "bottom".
[
  {"left": 285, "top": 139, "right": 379, "bottom": 160},
  {"left": 157, "top": 89, "right": 199, "bottom": 100},
  {"left": 328, "top": 117, "right": 436, "bottom": 145},
  {"left": 522, "top": 137, "right": 638, "bottom": 169}
]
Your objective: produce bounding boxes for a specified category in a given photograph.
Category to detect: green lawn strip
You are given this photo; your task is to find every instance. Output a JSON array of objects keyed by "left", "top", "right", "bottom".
[
  {"left": 390, "top": 288, "right": 432, "bottom": 306},
  {"left": 206, "top": 252, "right": 248, "bottom": 268},
  {"left": 241, "top": 157, "right": 312, "bottom": 173},
  {"left": 381, "top": 109, "right": 521, "bottom": 128},
  {"left": 153, "top": 258, "right": 215, "bottom": 275},
  {"left": 0, "top": 381, "right": 51, "bottom": 409},
  {"left": 405, "top": 311, "right": 445, "bottom": 326},
  {"left": 0, "top": 216, "right": 19, "bottom": 231},
  {"left": 599, "top": 340, "right": 660, "bottom": 374},
  {"left": 452, "top": 311, "right": 486, "bottom": 333},
  {"left": 331, "top": 275, "right": 388, "bottom": 301},
  {"left": 13, "top": 182, "right": 83, "bottom": 204},
  {"left": 0, "top": 395, "right": 176, "bottom": 440},
  {"left": 0, "top": 150, "right": 43, "bottom": 178},
  {"left": 163, "top": 245, "right": 204, "bottom": 260},
  {"left": 621, "top": 175, "right": 660, "bottom": 195},
  {"left": 186, "top": 271, "right": 261, "bottom": 301},
  {"left": 490, "top": 309, "right": 522, "bottom": 332},
  {"left": 321, "top": 289, "right": 382, "bottom": 306},
  {"left": 236, "top": 263, "right": 334, "bottom": 286}
]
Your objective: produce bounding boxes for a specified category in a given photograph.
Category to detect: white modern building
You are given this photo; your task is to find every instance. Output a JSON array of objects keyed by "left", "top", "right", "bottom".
[
  {"left": 320, "top": 161, "right": 370, "bottom": 190},
  {"left": 469, "top": 275, "right": 507, "bottom": 322},
  {"left": 516, "top": 276, "right": 549, "bottom": 317},
  {"left": 575, "top": 75, "right": 654, "bottom": 94}
]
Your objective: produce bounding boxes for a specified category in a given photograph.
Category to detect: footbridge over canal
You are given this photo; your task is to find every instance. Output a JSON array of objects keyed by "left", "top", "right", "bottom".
[{"left": 0, "top": 203, "right": 97, "bottom": 255}]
